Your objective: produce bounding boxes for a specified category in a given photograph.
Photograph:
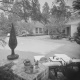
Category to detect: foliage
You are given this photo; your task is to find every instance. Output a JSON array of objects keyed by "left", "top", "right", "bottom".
[
  {"left": 0, "top": 62, "right": 14, "bottom": 80},
  {"left": 47, "top": 0, "right": 71, "bottom": 38},
  {"left": 0, "top": 0, "right": 49, "bottom": 24},
  {"left": 0, "top": 13, "right": 11, "bottom": 34},
  {"left": 50, "top": 0, "right": 69, "bottom": 24},
  {"left": 0, "top": 0, "right": 48, "bottom": 35},
  {"left": 0, "top": 0, "right": 43, "bottom": 22},
  {"left": 73, "top": 0, "right": 80, "bottom": 11},
  {"left": 31, "top": 0, "right": 41, "bottom": 21},
  {"left": 0, "top": 0, "right": 71, "bottom": 36},
  {"left": 0, "top": 62, "right": 24, "bottom": 80},
  {"left": 42, "top": 2, "right": 50, "bottom": 20},
  {"left": 15, "top": 20, "right": 34, "bottom": 36},
  {"left": 75, "top": 23, "right": 80, "bottom": 44},
  {"left": 12, "top": 0, "right": 31, "bottom": 22}
]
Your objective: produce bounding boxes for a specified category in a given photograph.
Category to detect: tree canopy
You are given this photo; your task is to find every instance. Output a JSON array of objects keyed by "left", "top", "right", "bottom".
[
  {"left": 0, "top": 0, "right": 71, "bottom": 37},
  {"left": 47, "top": 0, "right": 70, "bottom": 34},
  {"left": 0, "top": 0, "right": 43, "bottom": 22},
  {"left": 42, "top": 2, "right": 50, "bottom": 18},
  {"left": 73, "top": 0, "right": 80, "bottom": 11}
]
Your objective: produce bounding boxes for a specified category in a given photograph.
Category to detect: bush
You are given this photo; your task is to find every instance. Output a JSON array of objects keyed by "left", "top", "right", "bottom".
[
  {"left": 73, "top": 32, "right": 78, "bottom": 41},
  {"left": 0, "top": 62, "right": 24, "bottom": 80},
  {"left": 75, "top": 23, "right": 80, "bottom": 44}
]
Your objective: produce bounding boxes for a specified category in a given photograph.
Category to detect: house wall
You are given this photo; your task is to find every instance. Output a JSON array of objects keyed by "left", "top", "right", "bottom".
[
  {"left": 65, "top": 23, "right": 78, "bottom": 37},
  {"left": 71, "top": 24, "right": 78, "bottom": 37},
  {"left": 33, "top": 28, "right": 44, "bottom": 35},
  {"left": 65, "top": 26, "right": 71, "bottom": 36}
]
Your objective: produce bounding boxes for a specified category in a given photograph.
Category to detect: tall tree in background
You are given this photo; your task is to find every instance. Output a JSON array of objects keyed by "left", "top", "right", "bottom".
[
  {"left": 42, "top": 2, "right": 50, "bottom": 24},
  {"left": 31, "top": 0, "right": 42, "bottom": 21},
  {"left": 11, "top": 0, "right": 32, "bottom": 22},
  {"left": 75, "top": 23, "right": 80, "bottom": 44},
  {"left": 0, "top": 13, "right": 10, "bottom": 34},
  {"left": 73, "top": 0, "right": 80, "bottom": 12},
  {"left": 0, "top": 0, "right": 46, "bottom": 35},
  {"left": 48, "top": 0, "right": 71, "bottom": 37},
  {"left": 0, "top": 0, "right": 43, "bottom": 22},
  {"left": 42, "top": 2, "right": 50, "bottom": 19}
]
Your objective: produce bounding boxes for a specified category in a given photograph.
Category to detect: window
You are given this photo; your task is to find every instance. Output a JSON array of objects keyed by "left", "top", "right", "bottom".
[
  {"left": 36, "top": 28, "right": 38, "bottom": 33},
  {"left": 39, "top": 28, "right": 42, "bottom": 33}
]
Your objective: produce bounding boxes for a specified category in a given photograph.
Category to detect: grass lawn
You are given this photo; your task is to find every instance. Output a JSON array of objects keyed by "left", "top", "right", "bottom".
[
  {"left": 0, "top": 49, "right": 41, "bottom": 63},
  {"left": 45, "top": 42, "right": 80, "bottom": 59},
  {"left": 0, "top": 42, "right": 80, "bottom": 62},
  {"left": 0, "top": 36, "right": 80, "bottom": 61}
]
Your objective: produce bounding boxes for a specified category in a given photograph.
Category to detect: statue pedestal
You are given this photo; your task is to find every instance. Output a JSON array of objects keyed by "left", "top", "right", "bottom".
[{"left": 7, "top": 54, "right": 19, "bottom": 60}]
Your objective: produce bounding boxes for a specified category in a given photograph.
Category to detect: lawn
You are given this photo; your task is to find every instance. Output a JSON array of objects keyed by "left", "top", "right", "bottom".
[
  {"left": 45, "top": 42, "right": 80, "bottom": 59},
  {"left": 0, "top": 36, "right": 80, "bottom": 61}
]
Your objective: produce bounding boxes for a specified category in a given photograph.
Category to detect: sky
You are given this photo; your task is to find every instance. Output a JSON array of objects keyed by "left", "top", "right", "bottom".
[{"left": 39, "top": 0, "right": 74, "bottom": 11}]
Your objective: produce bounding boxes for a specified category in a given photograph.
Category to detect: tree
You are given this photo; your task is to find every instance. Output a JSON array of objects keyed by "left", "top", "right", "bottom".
[
  {"left": 31, "top": 0, "right": 41, "bottom": 21},
  {"left": 0, "top": 0, "right": 49, "bottom": 25},
  {"left": 0, "top": 0, "right": 47, "bottom": 36},
  {"left": 48, "top": 0, "right": 71, "bottom": 38},
  {"left": 0, "top": 13, "right": 11, "bottom": 34},
  {"left": 75, "top": 23, "right": 80, "bottom": 44},
  {"left": 72, "top": 0, "right": 80, "bottom": 44},
  {"left": 41, "top": 2, "right": 50, "bottom": 24},
  {"left": 73, "top": 0, "right": 80, "bottom": 11},
  {"left": 15, "top": 20, "right": 34, "bottom": 36},
  {"left": 42, "top": 2, "right": 50, "bottom": 19},
  {"left": 11, "top": 0, "right": 32, "bottom": 22},
  {"left": 0, "top": 0, "right": 42, "bottom": 22}
]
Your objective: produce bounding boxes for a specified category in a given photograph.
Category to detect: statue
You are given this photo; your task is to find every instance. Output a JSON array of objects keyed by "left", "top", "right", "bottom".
[{"left": 7, "top": 23, "right": 19, "bottom": 60}]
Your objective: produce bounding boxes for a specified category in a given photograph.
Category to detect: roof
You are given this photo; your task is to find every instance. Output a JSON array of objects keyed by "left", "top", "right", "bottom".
[
  {"left": 31, "top": 21, "right": 45, "bottom": 28},
  {"left": 16, "top": 20, "right": 45, "bottom": 30}
]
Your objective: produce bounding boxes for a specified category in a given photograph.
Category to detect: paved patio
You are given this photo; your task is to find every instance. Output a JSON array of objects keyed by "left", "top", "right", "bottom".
[{"left": 0, "top": 35, "right": 80, "bottom": 60}]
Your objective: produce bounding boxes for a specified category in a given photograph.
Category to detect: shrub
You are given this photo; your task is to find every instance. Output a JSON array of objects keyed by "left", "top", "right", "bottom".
[
  {"left": 75, "top": 23, "right": 80, "bottom": 44},
  {"left": 0, "top": 62, "right": 24, "bottom": 80}
]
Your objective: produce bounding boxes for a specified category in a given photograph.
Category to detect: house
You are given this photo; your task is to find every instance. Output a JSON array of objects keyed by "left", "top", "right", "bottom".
[
  {"left": 32, "top": 21, "right": 45, "bottom": 35},
  {"left": 65, "top": 12, "right": 80, "bottom": 37},
  {"left": 15, "top": 20, "right": 45, "bottom": 36},
  {"left": 65, "top": 19, "right": 79, "bottom": 37},
  {"left": 27, "top": 17, "right": 45, "bottom": 35}
]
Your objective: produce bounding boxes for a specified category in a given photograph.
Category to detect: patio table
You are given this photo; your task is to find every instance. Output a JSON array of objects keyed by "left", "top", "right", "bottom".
[{"left": 49, "top": 54, "right": 72, "bottom": 66}]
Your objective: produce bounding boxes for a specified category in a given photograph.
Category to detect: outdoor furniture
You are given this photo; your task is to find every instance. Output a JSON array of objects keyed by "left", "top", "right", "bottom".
[
  {"left": 72, "top": 59, "right": 80, "bottom": 63},
  {"left": 42, "top": 62, "right": 62, "bottom": 67},
  {"left": 49, "top": 54, "right": 72, "bottom": 66},
  {"left": 69, "top": 59, "right": 80, "bottom": 66}
]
